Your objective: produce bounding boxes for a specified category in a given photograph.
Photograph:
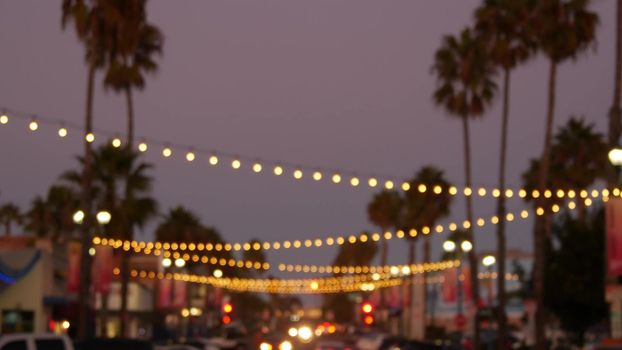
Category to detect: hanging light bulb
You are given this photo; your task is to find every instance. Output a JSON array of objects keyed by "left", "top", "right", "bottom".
[
  {"left": 350, "top": 177, "right": 360, "bottom": 187},
  {"left": 332, "top": 174, "right": 341, "bottom": 184},
  {"left": 112, "top": 137, "right": 122, "bottom": 148},
  {"left": 138, "top": 142, "right": 148, "bottom": 152},
  {"left": 0, "top": 113, "right": 8, "bottom": 125},
  {"left": 252, "top": 163, "right": 262, "bottom": 173},
  {"left": 273, "top": 165, "right": 283, "bottom": 176},
  {"left": 231, "top": 159, "right": 241, "bottom": 169},
  {"left": 162, "top": 147, "right": 172, "bottom": 157},
  {"left": 313, "top": 171, "right": 322, "bottom": 181},
  {"left": 29, "top": 119, "right": 39, "bottom": 131},
  {"left": 58, "top": 127, "right": 68, "bottom": 138},
  {"left": 85, "top": 132, "right": 95, "bottom": 143},
  {"left": 209, "top": 155, "right": 218, "bottom": 165},
  {"left": 186, "top": 151, "right": 195, "bottom": 162}
]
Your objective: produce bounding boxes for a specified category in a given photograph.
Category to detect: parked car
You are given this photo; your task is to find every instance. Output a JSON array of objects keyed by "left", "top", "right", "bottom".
[{"left": 0, "top": 333, "right": 74, "bottom": 350}]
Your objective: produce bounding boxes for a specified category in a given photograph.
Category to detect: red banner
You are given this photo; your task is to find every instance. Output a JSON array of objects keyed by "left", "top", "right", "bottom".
[
  {"left": 67, "top": 241, "right": 81, "bottom": 292},
  {"left": 442, "top": 268, "right": 457, "bottom": 302},
  {"left": 158, "top": 278, "right": 187, "bottom": 308},
  {"left": 92, "top": 246, "right": 113, "bottom": 293},
  {"left": 608, "top": 198, "right": 622, "bottom": 276}
]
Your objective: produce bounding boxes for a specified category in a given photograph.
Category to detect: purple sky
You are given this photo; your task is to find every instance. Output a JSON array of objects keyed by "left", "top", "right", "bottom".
[{"left": 0, "top": 0, "right": 616, "bottom": 281}]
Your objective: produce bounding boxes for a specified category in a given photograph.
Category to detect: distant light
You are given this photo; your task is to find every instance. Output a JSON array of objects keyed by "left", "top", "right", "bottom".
[
  {"left": 610, "top": 148, "right": 622, "bottom": 166},
  {"left": 29, "top": 120, "right": 39, "bottom": 131},
  {"left": 162, "top": 147, "right": 172, "bottom": 157},
  {"left": 385, "top": 181, "right": 394, "bottom": 190},
  {"left": 138, "top": 142, "right": 148, "bottom": 152},
  {"left": 61, "top": 320, "right": 70, "bottom": 330},
  {"left": 89, "top": 247, "right": 96, "bottom": 256},
  {"left": 231, "top": 159, "right": 241, "bottom": 169},
  {"left": 461, "top": 241, "right": 473, "bottom": 252},
  {"left": 442, "top": 240, "right": 456, "bottom": 252},
  {"left": 162, "top": 258, "right": 172, "bottom": 268},
  {"left": 313, "top": 171, "right": 322, "bottom": 181},
  {"left": 288, "top": 327, "right": 298, "bottom": 337},
  {"left": 279, "top": 341, "right": 293, "bottom": 350},
  {"left": 175, "top": 258, "right": 185, "bottom": 268},
  {"left": 253, "top": 163, "right": 262, "bottom": 173},
  {"left": 213, "top": 269, "right": 223, "bottom": 278},
  {"left": 58, "top": 127, "right": 68, "bottom": 138},
  {"left": 368, "top": 178, "right": 378, "bottom": 187},
  {"left": 209, "top": 155, "right": 219, "bottom": 165},
  {"left": 85, "top": 133, "right": 95, "bottom": 143},
  {"left": 96, "top": 210, "right": 111, "bottom": 225},
  {"left": 310, "top": 281, "right": 319, "bottom": 290},
  {"left": 293, "top": 169, "right": 303, "bottom": 179},
  {"left": 350, "top": 177, "right": 360, "bottom": 187},
  {"left": 298, "top": 326, "right": 313, "bottom": 342},
  {"left": 0, "top": 114, "right": 8, "bottom": 125},
  {"left": 332, "top": 174, "right": 341, "bottom": 184},
  {"left": 482, "top": 255, "right": 496, "bottom": 267},
  {"left": 73, "top": 210, "right": 85, "bottom": 224},
  {"left": 274, "top": 165, "right": 284, "bottom": 176}
]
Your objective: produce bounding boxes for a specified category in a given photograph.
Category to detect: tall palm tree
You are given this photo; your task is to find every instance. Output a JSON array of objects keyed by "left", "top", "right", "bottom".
[
  {"left": 61, "top": 1, "right": 113, "bottom": 338},
  {"left": 402, "top": 166, "right": 453, "bottom": 337},
  {"left": 532, "top": 2, "right": 598, "bottom": 347},
  {"left": 367, "top": 189, "right": 403, "bottom": 325},
  {"left": 432, "top": 27, "right": 497, "bottom": 347},
  {"left": 474, "top": 1, "right": 538, "bottom": 343},
  {"left": 0, "top": 203, "right": 22, "bottom": 236},
  {"left": 609, "top": 0, "right": 622, "bottom": 186}
]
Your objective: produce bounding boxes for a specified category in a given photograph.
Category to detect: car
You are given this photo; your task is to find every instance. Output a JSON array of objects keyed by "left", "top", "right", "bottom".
[
  {"left": 0, "top": 334, "right": 74, "bottom": 350},
  {"left": 257, "top": 333, "right": 295, "bottom": 350}
]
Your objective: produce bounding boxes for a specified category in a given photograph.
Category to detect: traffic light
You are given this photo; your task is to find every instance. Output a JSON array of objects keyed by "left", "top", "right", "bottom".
[
  {"left": 361, "top": 302, "right": 374, "bottom": 326},
  {"left": 222, "top": 302, "right": 233, "bottom": 325}
]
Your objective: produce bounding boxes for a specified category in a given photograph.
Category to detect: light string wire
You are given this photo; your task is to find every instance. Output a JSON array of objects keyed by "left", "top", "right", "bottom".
[
  {"left": 1, "top": 106, "right": 615, "bottom": 199},
  {"left": 92, "top": 197, "right": 603, "bottom": 256}
]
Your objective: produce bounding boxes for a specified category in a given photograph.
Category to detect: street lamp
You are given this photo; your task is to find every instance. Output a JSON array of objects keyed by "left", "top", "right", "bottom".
[
  {"left": 482, "top": 255, "right": 496, "bottom": 306},
  {"left": 96, "top": 211, "right": 111, "bottom": 225},
  {"left": 162, "top": 258, "right": 172, "bottom": 268},
  {"left": 609, "top": 148, "right": 622, "bottom": 166},
  {"left": 443, "top": 239, "right": 472, "bottom": 328}
]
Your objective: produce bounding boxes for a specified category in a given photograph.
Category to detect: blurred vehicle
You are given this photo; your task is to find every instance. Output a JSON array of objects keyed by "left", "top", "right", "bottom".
[
  {"left": 0, "top": 333, "right": 74, "bottom": 350},
  {"left": 355, "top": 333, "right": 386, "bottom": 350},
  {"left": 257, "top": 333, "right": 295, "bottom": 350},
  {"left": 74, "top": 338, "right": 153, "bottom": 350},
  {"left": 190, "top": 325, "right": 248, "bottom": 350},
  {"left": 314, "top": 340, "right": 352, "bottom": 350}
]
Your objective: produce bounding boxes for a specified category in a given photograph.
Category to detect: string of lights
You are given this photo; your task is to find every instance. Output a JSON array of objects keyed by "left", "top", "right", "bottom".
[
  {"left": 275, "top": 260, "right": 459, "bottom": 275},
  {"left": 1, "top": 107, "right": 616, "bottom": 199},
  {"left": 92, "top": 199, "right": 599, "bottom": 255}
]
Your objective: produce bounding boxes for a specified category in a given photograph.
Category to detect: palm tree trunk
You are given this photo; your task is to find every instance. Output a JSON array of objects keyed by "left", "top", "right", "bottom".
[
  {"left": 120, "top": 86, "right": 135, "bottom": 337},
  {"left": 496, "top": 68, "right": 510, "bottom": 350},
  {"left": 407, "top": 239, "right": 416, "bottom": 338},
  {"left": 534, "top": 60, "right": 557, "bottom": 350},
  {"left": 462, "top": 115, "right": 481, "bottom": 350},
  {"left": 423, "top": 239, "right": 430, "bottom": 339},
  {"left": 78, "top": 63, "right": 96, "bottom": 340},
  {"left": 609, "top": 0, "right": 622, "bottom": 187}
]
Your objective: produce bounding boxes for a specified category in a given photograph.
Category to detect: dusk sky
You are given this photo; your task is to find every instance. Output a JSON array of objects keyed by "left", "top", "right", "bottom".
[{"left": 0, "top": 0, "right": 616, "bottom": 280}]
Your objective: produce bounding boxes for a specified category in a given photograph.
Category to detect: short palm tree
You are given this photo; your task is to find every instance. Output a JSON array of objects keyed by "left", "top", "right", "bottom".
[
  {"left": 532, "top": 2, "right": 598, "bottom": 347},
  {"left": 402, "top": 166, "right": 452, "bottom": 338},
  {"left": 432, "top": 27, "right": 497, "bottom": 348},
  {"left": 0, "top": 203, "right": 22, "bottom": 236},
  {"left": 367, "top": 190, "right": 402, "bottom": 327},
  {"left": 475, "top": 0, "right": 538, "bottom": 343}
]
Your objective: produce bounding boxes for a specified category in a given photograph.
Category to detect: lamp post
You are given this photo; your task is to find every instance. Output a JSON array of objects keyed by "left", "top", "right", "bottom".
[
  {"left": 73, "top": 209, "right": 111, "bottom": 338},
  {"left": 482, "top": 255, "right": 496, "bottom": 306},
  {"left": 609, "top": 148, "right": 622, "bottom": 183},
  {"left": 443, "top": 239, "right": 472, "bottom": 330}
]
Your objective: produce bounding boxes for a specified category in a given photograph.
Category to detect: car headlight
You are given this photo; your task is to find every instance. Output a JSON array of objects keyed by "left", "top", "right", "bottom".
[
  {"left": 298, "top": 326, "right": 313, "bottom": 342},
  {"left": 260, "top": 342, "right": 273, "bottom": 350},
  {"left": 279, "top": 341, "right": 293, "bottom": 350}
]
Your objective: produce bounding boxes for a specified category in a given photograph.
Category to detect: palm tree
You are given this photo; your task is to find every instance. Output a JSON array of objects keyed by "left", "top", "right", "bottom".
[
  {"left": 474, "top": 1, "right": 538, "bottom": 343},
  {"left": 609, "top": 0, "right": 622, "bottom": 186},
  {"left": 25, "top": 185, "right": 80, "bottom": 241},
  {"left": 402, "top": 166, "right": 453, "bottom": 338},
  {"left": 432, "top": 27, "right": 497, "bottom": 347},
  {"left": 0, "top": 203, "right": 22, "bottom": 236},
  {"left": 532, "top": 3, "right": 598, "bottom": 347},
  {"left": 367, "top": 189, "right": 402, "bottom": 325},
  {"left": 61, "top": 1, "right": 113, "bottom": 338}
]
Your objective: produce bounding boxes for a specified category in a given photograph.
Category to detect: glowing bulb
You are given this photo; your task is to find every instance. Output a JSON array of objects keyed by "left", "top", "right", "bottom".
[
  {"left": 449, "top": 186, "right": 458, "bottom": 195},
  {"left": 492, "top": 189, "right": 501, "bottom": 197},
  {"left": 332, "top": 174, "right": 341, "bottom": 183},
  {"left": 385, "top": 181, "right": 394, "bottom": 189},
  {"left": 213, "top": 269, "right": 223, "bottom": 278},
  {"left": 464, "top": 187, "right": 472, "bottom": 196},
  {"left": 313, "top": 171, "right": 322, "bottom": 181},
  {"left": 350, "top": 177, "right": 360, "bottom": 186},
  {"left": 253, "top": 163, "right": 262, "bottom": 173},
  {"left": 293, "top": 169, "right": 303, "bottom": 179},
  {"left": 138, "top": 142, "right": 148, "bottom": 152},
  {"left": 29, "top": 120, "right": 39, "bottom": 131},
  {"left": 505, "top": 189, "right": 513, "bottom": 198},
  {"left": 58, "top": 127, "right": 68, "bottom": 137},
  {"left": 208, "top": 155, "right": 218, "bottom": 165},
  {"left": 368, "top": 178, "right": 378, "bottom": 187},
  {"left": 112, "top": 138, "right": 122, "bottom": 148},
  {"left": 274, "top": 165, "right": 283, "bottom": 176},
  {"left": 506, "top": 213, "right": 514, "bottom": 221},
  {"left": 0, "top": 114, "right": 7, "bottom": 124},
  {"left": 185, "top": 152, "right": 195, "bottom": 162},
  {"left": 433, "top": 185, "right": 442, "bottom": 194},
  {"left": 478, "top": 188, "right": 487, "bottom": 196},
  {"left": 461, "top": 241, "right": 473, "bottom": 252},
  {"left": 231, "top": 159, "right": 241, "bottom": 169},
  {"left": 401, "top": 182, "right": 410, "bottom": 191},
  {"left": 519, "top": 189, "right": 527, "bottom": 198},
  {"left": 418, "top": 184, "right": 427, "bottom": 193}
]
